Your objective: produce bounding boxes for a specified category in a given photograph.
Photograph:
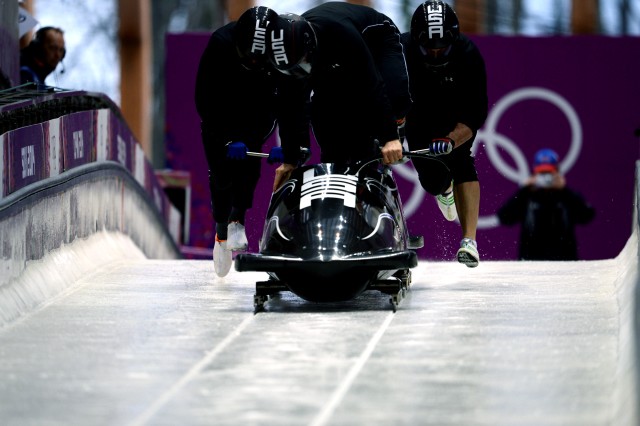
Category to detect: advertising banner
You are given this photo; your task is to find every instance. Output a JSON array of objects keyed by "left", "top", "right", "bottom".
[
  {"left": 62, "top": 111, "right": 95, "bottom": 170},
  {"left": 7, "top": 124, "right": 46, "bottom": 194}
]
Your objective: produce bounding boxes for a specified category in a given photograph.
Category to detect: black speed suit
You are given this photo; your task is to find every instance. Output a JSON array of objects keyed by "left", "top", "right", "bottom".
[
  {"left": 194, "top": 22, "right": 277, "bottom": 226},
  {"left": 401, "top": 33, "right": 488, "bottom": 195},
  {"left": 278, "top": 2, "right": 411, "bottom": 164},
  {"left": 497, "top": 186, "right": 596, "bottom": 260}
]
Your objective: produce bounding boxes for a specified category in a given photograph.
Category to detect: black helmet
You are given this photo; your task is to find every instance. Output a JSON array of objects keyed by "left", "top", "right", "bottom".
[
  {"left": 234, "top": 6, "right": 278, "bottom": 70},
  {"left": 411, "top": 1, "right": 460, "bottom": 50},
  {"left": 269, "top": 13, "right": 317, "bottom": 78}
]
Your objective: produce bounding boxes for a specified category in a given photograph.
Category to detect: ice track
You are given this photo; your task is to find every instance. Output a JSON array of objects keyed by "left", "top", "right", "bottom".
[{"left": 0, "top": 231, "right": 636, "bottom": 425}]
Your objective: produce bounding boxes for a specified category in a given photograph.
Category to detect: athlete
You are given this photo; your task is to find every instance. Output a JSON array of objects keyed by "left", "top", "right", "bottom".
[
  {"left": 268, "top": 2, "right": 412, "bottom": 191},
  {"left": 195, "top": 6, "right": 282, "bottom": 277},
  {"left": 401, "top": 1, "right": 488, "bottom": 267}
]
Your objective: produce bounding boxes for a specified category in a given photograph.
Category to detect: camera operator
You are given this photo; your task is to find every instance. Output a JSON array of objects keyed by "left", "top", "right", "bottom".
[{"left": 497, "top": 148, "right": 595, "bottom": 260}]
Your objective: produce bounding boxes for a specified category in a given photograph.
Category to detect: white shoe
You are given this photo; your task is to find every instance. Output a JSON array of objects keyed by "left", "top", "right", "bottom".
[
  {"left": 213, "top": 236, "right": 232, "bottom": 277},
  {"left": 226, "top": 222, "right": 248, "bottom": 251},
  {"left": 436, "top": 183, "right": 457, "bottom": 221},
  {"left": 457, "top": 238, "right": 479, "bottom": 268}
]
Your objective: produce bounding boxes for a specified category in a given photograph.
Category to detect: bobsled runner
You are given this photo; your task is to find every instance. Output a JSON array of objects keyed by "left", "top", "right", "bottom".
[{"left": 235, "top": 151, "right": 449, "bottom": 313}]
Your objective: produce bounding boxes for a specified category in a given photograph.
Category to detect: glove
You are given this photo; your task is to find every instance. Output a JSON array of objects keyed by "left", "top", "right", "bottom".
[
  {"left": 267, "top": 146, "right": 284, "bottom": 164},
  {"left": 429, "top": 137, "right": 454, "bottom": 156},
  {"left": 227, "top": 141, "right": 248, "bottom": 160}
]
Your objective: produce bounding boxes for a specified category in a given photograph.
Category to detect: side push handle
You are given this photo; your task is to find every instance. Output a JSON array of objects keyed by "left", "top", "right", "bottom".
[
  {"left": 408, "top": 147, "right": 432, "bottom": 156},
  {"left": 246, "top": 151, "right": 269, "bottom": 158},
  {"left": 247, "top": 147, "right": 311, "bottom": 166}
]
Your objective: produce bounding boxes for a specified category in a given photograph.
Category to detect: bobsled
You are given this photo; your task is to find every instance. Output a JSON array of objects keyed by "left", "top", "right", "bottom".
[{"left": 235, "top": 151, "right": 448, "bottom": 312}]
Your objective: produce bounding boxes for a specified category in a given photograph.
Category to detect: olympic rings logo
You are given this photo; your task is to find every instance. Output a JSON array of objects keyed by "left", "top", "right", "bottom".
[{"left": 397, "top": 86, "right": 583, "bottom": 229}]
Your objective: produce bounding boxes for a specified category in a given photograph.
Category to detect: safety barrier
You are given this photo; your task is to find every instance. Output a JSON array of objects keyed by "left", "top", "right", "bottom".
[
  {"left": 0, "top": 89, "right": 181, "bottom": 242},
  {"left": 0, "top": 90, "right": 183, "bottom": 323},
  {"left": 613, "top": 161, "right": 640, "bottom": 424}
]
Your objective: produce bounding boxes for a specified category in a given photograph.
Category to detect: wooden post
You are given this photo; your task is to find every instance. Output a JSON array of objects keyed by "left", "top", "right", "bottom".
[
  {"left": 20, "top": 0, "right": 35, "bottom": 48},
  {"left": 118, "top": 0, "right": 152, "bottom": 157},
  {"left": 454, "top": 0, "right": 485, "bottom": 34},
  {"left": 226, "top": 0, "right": 254, "bottom": 21},
  {"left": 571, "top": 0, "right": 599, "bottom": 34}
]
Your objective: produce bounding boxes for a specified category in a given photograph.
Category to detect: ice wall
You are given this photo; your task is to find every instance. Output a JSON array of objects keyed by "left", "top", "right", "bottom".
[
  {"left": 611, "top": 163, "right": 640, "bottom": 425},
  {"left": 0, "top": 163, "right": 181, "bottom": 325}
]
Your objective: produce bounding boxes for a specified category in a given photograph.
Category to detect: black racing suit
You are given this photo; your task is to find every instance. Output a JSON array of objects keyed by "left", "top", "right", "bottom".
[
  {"left": 277, "top": 2, "right": 411, "bottom": 165},
  {"left": 401, "top": 33, "right": 488, "bottom": 195},
  {"left": 194, "top": 22, "right": 277, "bottom": 227},
  {"left": 497, "top": 185, "right": 596, "bottom": 260}
]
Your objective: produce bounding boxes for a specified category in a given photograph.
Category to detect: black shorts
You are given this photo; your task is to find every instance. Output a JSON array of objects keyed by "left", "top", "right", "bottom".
[{"left": 407, "top": 135, "right": 479, "bottom": 196}]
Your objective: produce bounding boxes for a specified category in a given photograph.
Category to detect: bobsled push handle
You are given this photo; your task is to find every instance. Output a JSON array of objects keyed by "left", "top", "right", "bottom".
[
  {"left": 247, "top": 147, "right": 311, "bottom": 166},
  {"left": 249, "top": 149, "right": 430, "bottom": 159},
  {"left": 356, "top": 147, "right": 434, "bottom": 168},
  {"left": 396, "top": 148, "right": 433, "bottom": 163},
  {"left": 246, "top": 151, "right": 269, "bottom": 158},
  {"left": 354, "top": 147, "right": 446, "bottom": 176},
  {"left": 409, "top": 148, "right": 432, "bottom": 155}
]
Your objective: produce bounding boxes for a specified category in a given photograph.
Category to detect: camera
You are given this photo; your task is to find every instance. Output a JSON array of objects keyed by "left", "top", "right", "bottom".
[{"left": 535, "top": 173, "right": 554, "bottom": 188}]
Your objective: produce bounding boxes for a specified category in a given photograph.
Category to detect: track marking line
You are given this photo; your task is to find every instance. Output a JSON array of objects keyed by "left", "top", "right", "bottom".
[
  {"left": 309, "top": 312, "right": 395, "bottom": 426},
  {"left": 129, "top": 315, "right": 254, "bottom": 426}
]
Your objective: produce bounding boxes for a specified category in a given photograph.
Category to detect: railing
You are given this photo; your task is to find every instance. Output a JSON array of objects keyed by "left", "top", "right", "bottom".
[{"left": 0, "top": 85, "right": 184, "bottom": 247}]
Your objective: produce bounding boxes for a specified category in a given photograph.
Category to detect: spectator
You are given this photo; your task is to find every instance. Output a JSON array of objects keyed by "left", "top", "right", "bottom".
[
  {"left": 401, "top": 1, "right": 488, "bottom": 267},
  {"left": 194, "top": 6, "right": 282, "bottom": 277},
  {"left": 497, "top": 148, "right": 596, "bottom": 261},
  {"left": 269, "top": 2, "right": 411, "bottom": 191},
  {"left": 20, "top": 26, "right": 66, "bottom": 88}
]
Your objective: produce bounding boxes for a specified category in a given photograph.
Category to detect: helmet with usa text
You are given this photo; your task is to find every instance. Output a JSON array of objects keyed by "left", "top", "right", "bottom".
[
  {"left": 269, "top": 13, "right": 317, "bottom": 78},
  {"left": 411, "top": 1, "right": 460, "bottom": 49},
  {"left": 234, "top": 6, "right": 278, "bottom": 71}
]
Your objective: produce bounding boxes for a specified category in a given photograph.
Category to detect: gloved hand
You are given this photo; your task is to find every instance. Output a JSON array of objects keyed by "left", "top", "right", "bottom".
[
  {"left": 227, "top": 141, "right": 248, "bottom": 160},
  {"left": 429, "top": 137, "right": 454, "bottom": 156},
  {"left": 267, "top": 146, "right": 284, "bottom": 164}
]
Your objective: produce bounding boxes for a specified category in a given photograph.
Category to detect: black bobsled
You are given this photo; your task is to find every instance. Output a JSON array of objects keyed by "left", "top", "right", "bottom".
[{"left": 235, "top": 152, "right": 449, "bottom": 312}]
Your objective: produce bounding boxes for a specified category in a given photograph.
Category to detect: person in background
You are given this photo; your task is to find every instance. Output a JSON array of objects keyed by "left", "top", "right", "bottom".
[
  {"left": 401, "top": 0, "right": 488, "bottom": 268},
  {"left": 195, "top": 6, "right": 283, "bottom": 277},
  {"left": 20, "top": 26, "right": 66, "bottom": 88},
  {"left": 497, "top": 148, "right": 596, "bottom": 261},
  {"left": 268, "top": 2, "right": 412, "bottom": 191},
  {"left": 0, "top": 70, "right": 10, "bottom": 90}
]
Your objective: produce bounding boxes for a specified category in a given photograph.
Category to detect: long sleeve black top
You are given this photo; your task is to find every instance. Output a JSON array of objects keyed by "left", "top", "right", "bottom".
[
  {"left": 277, "top": 2, "right": 406, "bottom": 163},
  {"left": 401, "top": 33, "right": 488, "bottom": 140},
  {"left": 194, "top": 22, "right": 277, "bottom": 149}
]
